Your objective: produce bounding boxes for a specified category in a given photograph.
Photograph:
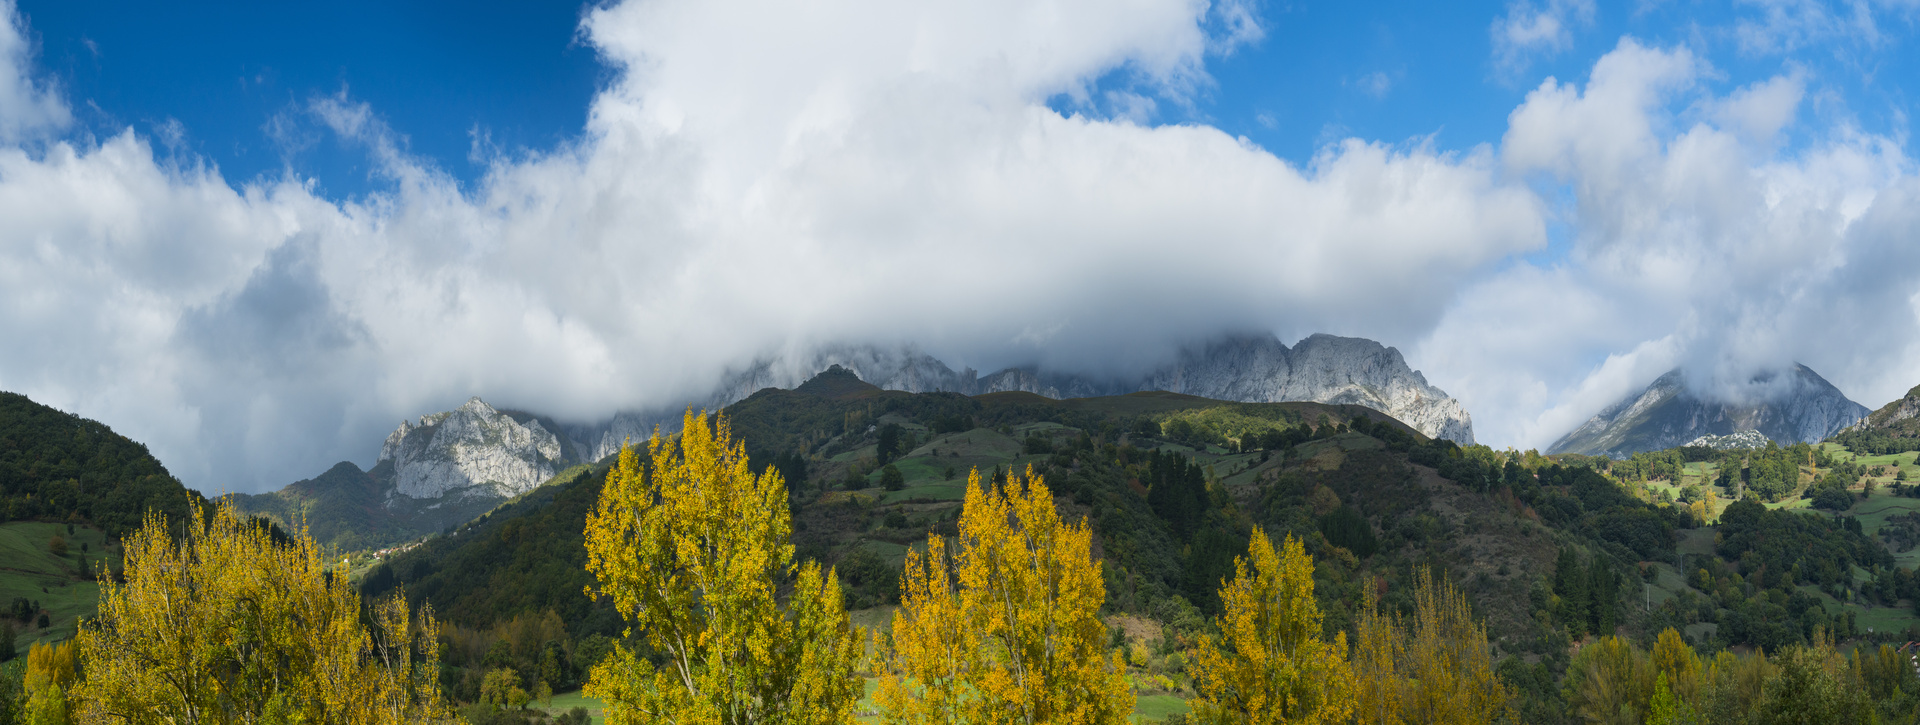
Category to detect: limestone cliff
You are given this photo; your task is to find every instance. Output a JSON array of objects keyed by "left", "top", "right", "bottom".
[
  {"left": 1548, "top": 365, "right": 1867, "bottom": 457},
  {"left": 377, "top": 397, "right": 567, "bottom": 500},
  {"left": 573, "top": 333, "right": 1477, "bottom": 457}
]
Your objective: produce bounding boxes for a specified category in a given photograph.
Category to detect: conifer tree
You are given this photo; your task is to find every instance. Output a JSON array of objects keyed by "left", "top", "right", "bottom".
[
  {"left": 1554, "top": 549, "right": 1589, "bottom": 638},
  {"left": 583, "top": 409, "right": 862, "bottom": 725},
  {"left": 878, "top": 467, "right": 1131, "bottom": 725}
]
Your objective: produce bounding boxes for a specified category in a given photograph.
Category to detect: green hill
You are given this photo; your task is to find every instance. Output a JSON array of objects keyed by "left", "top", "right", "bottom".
[
  {"left": 359, "top": 370, "right": 1696, "bottom": 717},
  {"left": 0, "top": 390, "right": 204, "bottom": 656},
  {"left": 0, "top": 391, "right": 199, "bottom": 536}
]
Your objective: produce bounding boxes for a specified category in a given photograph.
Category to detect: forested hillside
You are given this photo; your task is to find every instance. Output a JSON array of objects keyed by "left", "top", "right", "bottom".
[
  {"left": 0, "top": 393, "right": 198, "bottom": 535},
  {"left": 0, "top": 391, "right": 206, "bottom": 660}
]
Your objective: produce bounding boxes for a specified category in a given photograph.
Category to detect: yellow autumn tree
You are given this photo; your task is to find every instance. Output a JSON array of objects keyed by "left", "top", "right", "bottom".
[
  {"left": 582, "top": 409, "right": 863, "bottom": 725},
  {"left": 1647, "top": 627, "right": 1702, "bottom": 708},
  {"left": 23, "top": 640, "right": 78, "bottom": 725},
  {"left": 1350, "top": 567, "right": 1511, "bottom": 725},
  {"left": 1188, "top": 530, "right": 1353, "bottom": 725},
  {"left": 1352, "top": 583, "right": 1403, "bottom": 725},
  {"left": 73, "top": 500, "right": 452, "bottom": 723},
  {"left": 1401, "top": 567, "right": 1511, "bottom": 724},
  {"left": 877, "top": 466, "right": 1131, "bottom": 725}
]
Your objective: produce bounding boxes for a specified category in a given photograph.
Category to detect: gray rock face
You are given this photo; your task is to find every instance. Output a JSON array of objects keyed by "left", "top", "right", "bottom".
[
  {"left": 1139, "top": 334, "right": 1476, "bottom": 445},
  {"left": 378, "top": 397, "right": 566, "bottom": 500},
  {"left": 1548, "top": 365, "right": 1868, "bottom": 457},
  {"left": 1684, "top": 429, "right": 1771, "bottom": 451},
  {"left": 573, "top": 333, "right": 1476, "bottom": 457}
]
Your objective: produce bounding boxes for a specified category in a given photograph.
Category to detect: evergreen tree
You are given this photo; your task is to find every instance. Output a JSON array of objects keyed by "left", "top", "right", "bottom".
[{"left": 1554, "top": 548, "right": 1589, "bottom": 638}]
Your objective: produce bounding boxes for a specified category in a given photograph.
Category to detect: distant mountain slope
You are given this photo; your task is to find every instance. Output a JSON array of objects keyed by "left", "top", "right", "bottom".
[
  {"left": 233, "top": 397, "right": 587, "bottom": 552},
  {"left": 570, "top": 333, "right": 1474, "bottom": 459},
  {"left": 1548, "top": 365, "right": 1868, "bottom": 457},
  {"left": 363, "top": 369, "right": 1472, "bottom": 636},
  {"left": 0, "top": 391, "right": 198, "bottom": 535},
  {"left": 1829, "top": 383, "right": 1920, "bottom": 455}
]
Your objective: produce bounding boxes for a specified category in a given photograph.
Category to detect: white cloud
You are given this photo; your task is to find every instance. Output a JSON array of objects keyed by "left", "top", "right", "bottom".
[
  {"left": 1491, "top": 0, "right": 1597, "bottom": 76},
  {"left": 1417, "top": 38, "right": 1918, "bottom": 450},
  {"left": 0, "top": 0, "right": 67, "bottom": 142},
  {"left": 1732, "top": 0, "right": 1893, "bottom": 55},
  {"left": 5, "top": 5, "right": 1918, "bottom": 490},
  {"left": 0, "top": 0, "right": 1545, "bottom": 492}
]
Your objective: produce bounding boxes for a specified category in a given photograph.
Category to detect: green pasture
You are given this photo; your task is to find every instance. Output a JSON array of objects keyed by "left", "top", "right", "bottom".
[
  {"left": 538, "top": 690, "right": 605, "bottom": 724},
  {"left": 1793, "top": 584, "right": 1920, "bottom": 635},
  {"left": 1133, "top": 694, "right": 1191, "bottom": 722},
  {"left": 1675, "top": 528, "right": 1716, "bottom": 558},
  {"left": 0, "top": 521, "right": 115, "bottom": 653}
]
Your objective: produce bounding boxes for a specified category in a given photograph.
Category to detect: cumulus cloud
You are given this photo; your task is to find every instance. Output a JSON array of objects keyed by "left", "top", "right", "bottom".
[
  {"left": 4, "top": 2, "right": 1918, "bottom": 491},
  {"left": 0, "top": 0, "right": 66, "bottom": 142},
  {"left": 0, "top": 0, "right": 1546, "bottom": 492},
  {"left": 1416, "top": 38, "right": 1919, "bottom": 450}
]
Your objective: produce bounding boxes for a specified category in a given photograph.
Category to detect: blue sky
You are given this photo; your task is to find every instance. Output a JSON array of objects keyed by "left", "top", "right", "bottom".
[
  {"left": 20, "top": 1, "right": 1912, "bottom": 199},
  {"left": 3, "top": 0, "right": 1919, "bottom": 492}
]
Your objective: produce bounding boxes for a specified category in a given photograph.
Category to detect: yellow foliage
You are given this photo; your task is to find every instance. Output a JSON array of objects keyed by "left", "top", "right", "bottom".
[
  {"left": 73, "top": 500, "right": 453, "bottom": 723},
  {"left": 1350, "top": 567, "right": 1512, "bottom": 725},
  {"left": 1563, "top": 636, "right": 1648, "bottom": 725},
  {"left": 24, "top": 640, "right": 77, "bottom": 725},
  {"left": 1352, "top": 583, "right": 1403, "bottom": 725},
  {"left": 582, "top": 409, "right": 863, "bottom": 725},
  {"left": 878, "top": 466, "right": 1132, "bottom": 725},
  {"left": 1188, "top": 530, "right": 1353, "bottom": 725},
  {"left": 1647, "top": 628, "right": 1701, "bottom": 706}
]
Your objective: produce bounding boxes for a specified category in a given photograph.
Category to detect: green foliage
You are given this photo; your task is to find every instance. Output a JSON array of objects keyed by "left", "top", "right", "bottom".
[
  {"left": 1317, "top": 506, "right": 1377, "bottom": 558},
  {"left": 366, "top": 464, "right": 619, "bottom": 637},
  {"left": 876, "top": 423, "right": 904, "bottom": 463},
  {"left": 0, "top": 392, "right": 199, "bottom": 537}
]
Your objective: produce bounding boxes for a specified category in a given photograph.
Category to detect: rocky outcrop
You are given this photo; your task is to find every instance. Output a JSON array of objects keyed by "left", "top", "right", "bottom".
[
  {"left": 1548, "top": 365, "right": 1868, "bottom": 457},
  {"left": 1847, "top": 384, "right": 1920, "bottom": 434},
  {"left": 1137, "top": 334, "right": 1476, "bottom": 445},
  {"left": 1684, "top": 429, "right": 1771, "bottom": 451},
  {"left": 378, "top": 397, "right": 566, "bottom": 500},
  {"left": 572, "top": 333, "right": 1476, "bottom": 455}
]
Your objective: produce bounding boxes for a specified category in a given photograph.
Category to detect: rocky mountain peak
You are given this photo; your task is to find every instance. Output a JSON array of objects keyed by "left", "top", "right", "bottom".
[
  {"left": 570, "top": 333, "right": 1476, "bottom": 459},
  {"left": 377, "top": 397, "right": 566, "bottom": 500},
  {"left": 1548, "top": 364, "right": 1867, "bottom": 457}
]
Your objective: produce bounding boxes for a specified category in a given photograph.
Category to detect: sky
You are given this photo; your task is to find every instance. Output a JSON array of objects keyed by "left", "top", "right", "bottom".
[{"left": 2, "top": 0, "right": 1918, "bottom": 494}]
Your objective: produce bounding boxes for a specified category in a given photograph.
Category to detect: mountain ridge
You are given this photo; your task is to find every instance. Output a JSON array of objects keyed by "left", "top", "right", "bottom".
[
  {"left": 568, "top": 332, "right": 1474, "bottom": 460},
  {"left": 1548, "top": 364, "right": 1868, "bottom": 457}
]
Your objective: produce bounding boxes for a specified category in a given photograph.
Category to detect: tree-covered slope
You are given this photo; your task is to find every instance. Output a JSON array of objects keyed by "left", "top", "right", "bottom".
[
  {"left": 353, "top": 368, "right": 1920, "bottom": 723},
  {"left": 0, "top": 391, "right": 198, "bottom": 536}
]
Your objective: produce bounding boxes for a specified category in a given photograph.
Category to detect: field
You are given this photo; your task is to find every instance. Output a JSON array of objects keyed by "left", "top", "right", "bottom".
[
  {"left": 0, "top": 521, "right": 118, "bottom": 654},
  {"left": 538, "top": 690, "right": 604, "bottom": 723}
]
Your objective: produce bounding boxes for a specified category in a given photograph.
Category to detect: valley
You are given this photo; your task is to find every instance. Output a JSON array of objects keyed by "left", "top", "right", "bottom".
[{"left": 11, "top": 357, "right": 1920, "bottom": 721}]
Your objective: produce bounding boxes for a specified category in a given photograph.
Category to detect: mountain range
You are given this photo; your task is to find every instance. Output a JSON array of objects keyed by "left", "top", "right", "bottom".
[
  {"left": 236, "top": 332, "right": 1476, "bottom": 551},
  {"left": 1547, "top": 364, "right": 1869, "bottom": 457},
  {"left": 567, "top": 333, "right": 1474, "bottom": 461}
]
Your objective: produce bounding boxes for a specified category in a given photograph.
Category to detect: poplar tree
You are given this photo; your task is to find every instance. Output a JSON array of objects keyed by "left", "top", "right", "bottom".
[
  {"left": 878, "top": 467, "right": 1132, "bottom": 725},
  {"left": 1188, "top": 530, "right": 1354, "bottom": 725},
  {"left": 74, "top": 501, "right": 452, "bottom": 723},
  {"left": 1351, "top": 567, "right": 1511, "bottom": 724},
  {"left": 582, "top": 409, "right": 863, "bottom": 725}
]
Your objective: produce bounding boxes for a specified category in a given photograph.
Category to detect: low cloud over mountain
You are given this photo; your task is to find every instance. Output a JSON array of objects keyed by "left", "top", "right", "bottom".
[{"left": 1, "top": 0, "right": 1919, "bottom": 491}]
